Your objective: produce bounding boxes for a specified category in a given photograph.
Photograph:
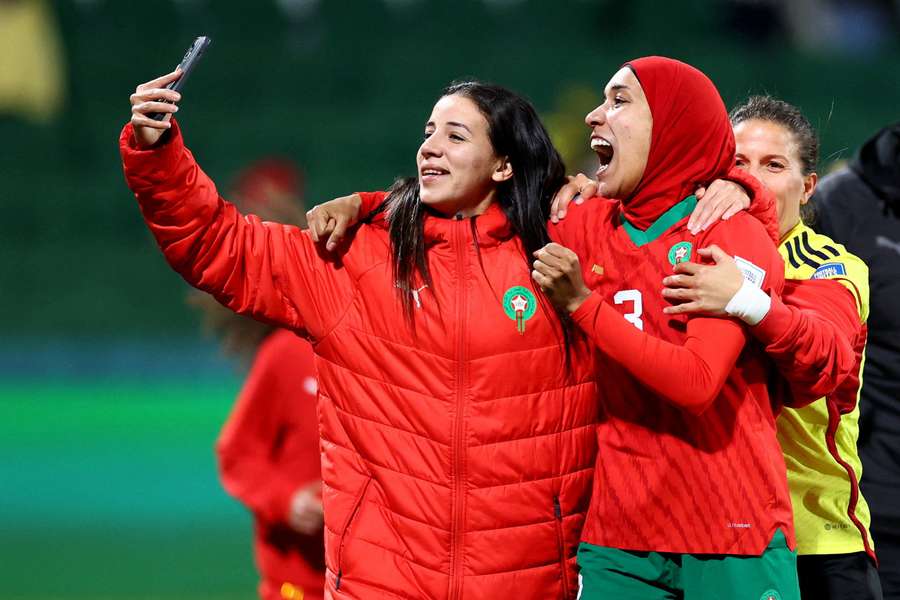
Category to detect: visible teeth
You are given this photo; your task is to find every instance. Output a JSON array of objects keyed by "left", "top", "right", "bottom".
[
  {"left": 591, "top": 138, "right": 611, "bottom": 150},
  {"left": 423, "top": 169, "right": 444, "bottom": 176},
  {"left": 597, "top": 163, "right": 609, "bottom": 174}
]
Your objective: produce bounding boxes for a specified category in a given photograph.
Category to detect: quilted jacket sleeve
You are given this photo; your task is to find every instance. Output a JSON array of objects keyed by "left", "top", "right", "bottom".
[
  {"left": 120, "top": 121, "right": 354, "bottom": 341},
  {"left": 357, "top": 191, "right": 388, "bottom": 218}
]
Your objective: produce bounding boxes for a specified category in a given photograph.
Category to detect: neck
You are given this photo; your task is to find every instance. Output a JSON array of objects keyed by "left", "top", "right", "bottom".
[
  {"left": 779, "top": 217, "right": 801, "bottom": 244},
  {"left": 619, "top": 190, "right": 674, "bottom": 232},
  {"left": 432, "top": 191, "right": 495, "bottom": 219}
]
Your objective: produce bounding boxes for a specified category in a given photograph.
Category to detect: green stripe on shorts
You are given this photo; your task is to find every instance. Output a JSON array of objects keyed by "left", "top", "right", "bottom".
[{"left": 577, "top": 530, "right": 799, "bottom": 600}]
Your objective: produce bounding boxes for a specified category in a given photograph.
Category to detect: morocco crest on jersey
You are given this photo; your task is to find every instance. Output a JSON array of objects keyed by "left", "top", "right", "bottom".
[
  {"left": 668, "top": 241, "right": 693, "bottom": 266},
  {"left": 503, "top": 286, "right": 537, "bottom": 335}
]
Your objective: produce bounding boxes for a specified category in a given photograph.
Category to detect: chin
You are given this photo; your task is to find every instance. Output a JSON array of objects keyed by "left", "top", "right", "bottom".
[
  {"left": 419, "top": 193, "right": 440, "bottom": 207},
  {"left": 598, "top": 180, "right": 619, "bottom": 200},
  {"left": 419, "top": 187, "right": 438, "bottom": 204},
  {"left": 420, "top": 195, "right": 455, "bottom": 215}
]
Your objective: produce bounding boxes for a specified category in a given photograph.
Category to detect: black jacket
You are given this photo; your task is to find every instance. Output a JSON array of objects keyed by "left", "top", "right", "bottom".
[{"left": 814, "top": 122, "right": 900, "bottom": 526}]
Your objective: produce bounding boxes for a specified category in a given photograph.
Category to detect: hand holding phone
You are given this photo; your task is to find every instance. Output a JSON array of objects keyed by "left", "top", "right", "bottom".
[
  {"left": 129, "top": 36, "right": 212, "bottom": 148},
  {"left": 149, "top": 36, "right": 212, "bottom": 121}
]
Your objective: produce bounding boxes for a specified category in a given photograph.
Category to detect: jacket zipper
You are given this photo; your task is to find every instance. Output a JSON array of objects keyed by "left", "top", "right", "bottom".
[
  {"left": 449, "top": 215, "right": 469, "bottom": 600},
  {"left": 335, "top": 477, "right": 372, "bottom": 590},
  {"left": 553, "top": 495, "right": 571, "bottom": 599}
]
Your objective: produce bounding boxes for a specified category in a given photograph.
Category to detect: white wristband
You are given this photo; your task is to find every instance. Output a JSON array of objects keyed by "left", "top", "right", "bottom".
[{"left": 724, "top": 278, "right": 772, "bottom": 326}]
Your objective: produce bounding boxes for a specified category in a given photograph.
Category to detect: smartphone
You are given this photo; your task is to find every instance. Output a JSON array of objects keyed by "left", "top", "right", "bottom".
[{"left": 149, "top": 36, "right": 212, "bottom": 121}]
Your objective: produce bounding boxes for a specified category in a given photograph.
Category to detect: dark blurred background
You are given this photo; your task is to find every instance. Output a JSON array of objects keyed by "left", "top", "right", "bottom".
[{"left": 1, "top": 1, "right": 898, "bottom": 598}]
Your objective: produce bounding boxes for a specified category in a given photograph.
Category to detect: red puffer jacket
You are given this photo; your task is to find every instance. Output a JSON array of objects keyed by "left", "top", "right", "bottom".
[{"left": 120, "top": 122, "right": 599, "bottom": 599}]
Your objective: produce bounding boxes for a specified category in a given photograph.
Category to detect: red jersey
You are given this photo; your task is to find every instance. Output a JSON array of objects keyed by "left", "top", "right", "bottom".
[
  {"left": 216, "top": 329, "right": 325, "bottom": 600},
  {"left": 555, "top": 196, "right": 794, "bottom": 555}
]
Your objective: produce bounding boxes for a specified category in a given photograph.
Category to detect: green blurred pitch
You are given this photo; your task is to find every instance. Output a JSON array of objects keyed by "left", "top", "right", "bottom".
[{"left": 0, "top": 379, "right": 261, "bottom": 599}]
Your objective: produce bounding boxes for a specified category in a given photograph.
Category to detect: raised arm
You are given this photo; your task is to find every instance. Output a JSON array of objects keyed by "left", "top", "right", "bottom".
[{"left": 122, "top": 73, "right": 353, "bottom": 339}]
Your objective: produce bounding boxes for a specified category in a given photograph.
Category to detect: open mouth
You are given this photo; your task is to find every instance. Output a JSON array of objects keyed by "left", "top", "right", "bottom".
[
  {"left": 590, "top": 137, "right": 614, "bottom": 176},
  {"left": 420, "top": 166, "right": 449, "bottom": 183}
]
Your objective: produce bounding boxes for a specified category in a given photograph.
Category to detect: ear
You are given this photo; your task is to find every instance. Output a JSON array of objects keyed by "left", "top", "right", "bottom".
[
  {"left": 800, "top": 172, "right": 817, "bottom": 205},
  {"left": 491, "top": 157, "right": 513, "bottom": 183}
]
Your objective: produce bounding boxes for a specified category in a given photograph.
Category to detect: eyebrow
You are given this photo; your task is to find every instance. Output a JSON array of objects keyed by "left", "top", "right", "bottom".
[
  {"left": 735, "top": 152, "right": 791, "bottom": 162},
  {"left": 447, "top": 121, "right": 473, "bottom": 133},
  {"left": 425, "top": 120, "right": 473, "bottom": 134},
  {"left": 606, "top": 84, "right": 630, "bottom": 95}
]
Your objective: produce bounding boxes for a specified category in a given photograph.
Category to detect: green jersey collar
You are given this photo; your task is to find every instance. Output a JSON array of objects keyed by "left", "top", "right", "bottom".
[{"left": 621, "top": 195, "right": 697, "bottom": 247}]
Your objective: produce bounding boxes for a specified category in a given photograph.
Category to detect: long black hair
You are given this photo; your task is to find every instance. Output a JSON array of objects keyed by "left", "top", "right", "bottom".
[{"left": 368, "top": 81, "right": 579, "bottom": 358}]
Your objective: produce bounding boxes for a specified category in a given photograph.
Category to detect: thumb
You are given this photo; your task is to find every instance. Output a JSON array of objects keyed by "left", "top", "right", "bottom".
[
  {"left": 581, "top": 181, "right": 598, "bottom": 201},
  {"left": 695, "top": 185, "right": 706, "bottom": 200},
  {"left": 326, "top": 216, "right": 349, "bottom": 251},
  {"left": 704, "top": 244, "right": 729, "bottom": 263}
]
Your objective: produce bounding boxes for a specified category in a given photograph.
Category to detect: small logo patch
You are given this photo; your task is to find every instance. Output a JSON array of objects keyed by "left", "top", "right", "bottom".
[
  {"left": 734, "top": 256, "right": 766, "bottom": 289},
  {"left": 812, "top": 262, "right": 847, "bottom": 280},
  {"left": 668, "top": 241, "right": 692, "bottom": 266},
  {"left": 395, "top": 282, "right": 429, "bottom": 308},
  {"left": 759, "top": 590, "right": 781, "bottom": 600},
  {"left": 503, "top": 286, "right": 537, "bottom": 335},
  {"left": 591, "top": 264, "right": 604, "bottom": 276}
]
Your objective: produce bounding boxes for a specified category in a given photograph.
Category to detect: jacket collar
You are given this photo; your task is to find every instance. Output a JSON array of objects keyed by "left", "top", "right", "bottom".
[{"left": 422, "top": 201, "right": 513, "bottom": 248}]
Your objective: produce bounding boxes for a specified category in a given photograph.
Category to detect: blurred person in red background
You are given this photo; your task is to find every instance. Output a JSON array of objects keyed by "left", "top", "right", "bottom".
[{"left": 190, "top": 159, "right": 325, "bottom": 600}]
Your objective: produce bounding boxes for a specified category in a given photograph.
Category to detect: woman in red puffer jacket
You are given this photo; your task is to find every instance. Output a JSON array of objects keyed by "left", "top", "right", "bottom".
[{"left": 122, "top": 73, "right": 598, "bottom": 599}]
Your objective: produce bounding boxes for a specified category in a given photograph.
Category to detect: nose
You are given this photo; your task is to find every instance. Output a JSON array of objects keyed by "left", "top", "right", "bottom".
[
  {"left": 585, "top": 104, "right": 606, "bottom": 128},
  {"left": 746, "top": 163, "right": 763, "bottom": 180},
  {"left": 419, "top": 134, "right": 443, "bottom": 159}
]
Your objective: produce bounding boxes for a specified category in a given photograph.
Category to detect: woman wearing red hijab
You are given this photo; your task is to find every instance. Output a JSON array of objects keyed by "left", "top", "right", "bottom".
[{"left": 534, "top": 57, "right": 800, "bottom": 599}]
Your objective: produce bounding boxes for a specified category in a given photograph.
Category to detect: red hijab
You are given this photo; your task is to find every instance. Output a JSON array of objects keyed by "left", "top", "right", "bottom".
[{"left": 620, "top": 56, "right": 735, "bottom": 230}]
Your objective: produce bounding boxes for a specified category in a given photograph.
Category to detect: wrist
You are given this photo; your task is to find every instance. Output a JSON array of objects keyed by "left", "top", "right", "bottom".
[
  {"left": 565, "top": 287, "right": 592, "bottom": 313},
  {"left": 133, "top": 124, "right": 173, "bottom": 150},
  {"left": 724, "top": 279, "right": 771, "bottom": 326}
]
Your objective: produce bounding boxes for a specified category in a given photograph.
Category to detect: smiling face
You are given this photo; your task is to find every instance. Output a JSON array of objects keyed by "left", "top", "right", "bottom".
[
  {"left": 733, "top": 119, "right": 817, "bottom": 240},
  {"left": 584, "top": 67, "right": 653, "bottom": 200},
  {"left": 416, "top": 94, "right": 512, "bottom": 217}
]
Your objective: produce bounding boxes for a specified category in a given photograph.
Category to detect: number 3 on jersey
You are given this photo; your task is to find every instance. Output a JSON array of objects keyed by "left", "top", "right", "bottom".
[{"left": 614, "top": 289, "right": 643, "bottom": 331}]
